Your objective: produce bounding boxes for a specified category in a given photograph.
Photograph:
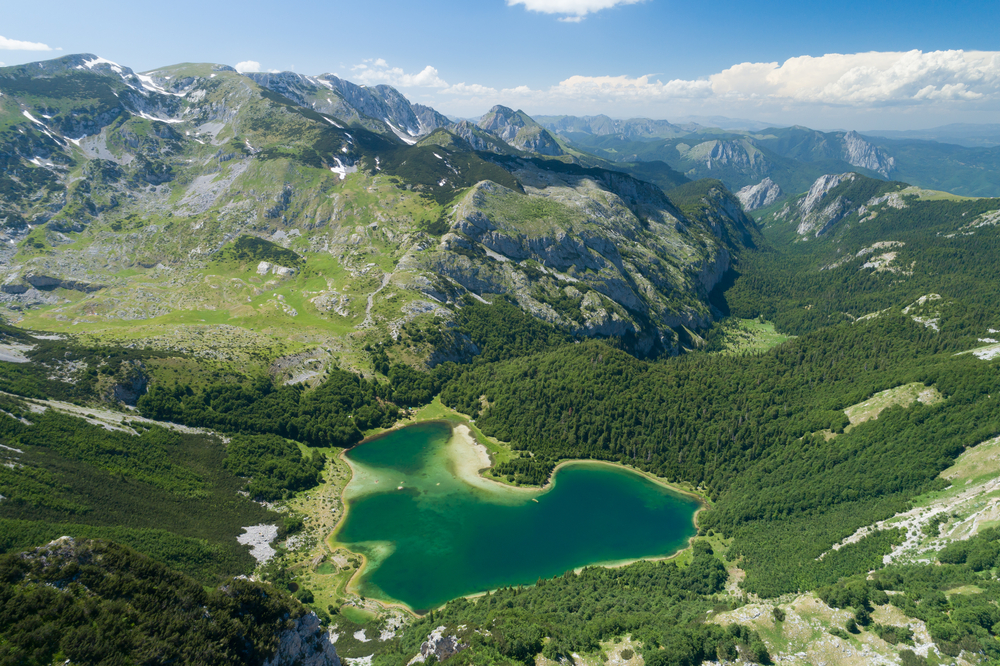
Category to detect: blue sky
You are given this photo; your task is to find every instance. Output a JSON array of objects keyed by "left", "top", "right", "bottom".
[{"left": 2, "top": 0, "right": 999, "bottom": 129}]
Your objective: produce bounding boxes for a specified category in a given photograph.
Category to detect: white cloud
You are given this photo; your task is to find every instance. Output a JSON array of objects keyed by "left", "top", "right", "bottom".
[
  {"left": 507, "top": 0, "right": 644, "bottom": 20},
  {"left": 444, "top": 82, "right": 500, "bottom": 96},
  {"left": 0, "top": 36, "right": 54, "bottom": 51},
  {"left": 351, "top": 59, "right": 447, "bottom": 88},
  {"left": 552, "top": 74, "right": 713, "bottom": 100},
  {"left": 421, "top": 50, "right": 1000, "bottom": 128},
  {"left": 235, "top": 60, "right": 261, "bottom": 73},
  {"left": 707, "top": 50, "right": 1000, "bottom": 106},
  {"left": 455, "top": 50, "right": 1000, "bottom": 116}
]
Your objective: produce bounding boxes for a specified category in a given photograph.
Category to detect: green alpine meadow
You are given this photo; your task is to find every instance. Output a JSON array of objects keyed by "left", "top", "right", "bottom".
[{"left": 1, "top": 37, "right": 1000, "bottom": 666}]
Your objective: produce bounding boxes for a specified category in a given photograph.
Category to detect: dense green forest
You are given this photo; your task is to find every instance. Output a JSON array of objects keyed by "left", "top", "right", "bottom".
[
  {"left": 0, "top": 538, "right": 306, "bottom": 666},
  {"left": 137, "top": 368, "right": 399, "bottom": 446},
  {"left": 437, "top": 314, "right": 1000, "bottom": 595},
  {"left": 0, "top": 403, "right": 310, "bottom": 583},
  {"left": 373, "top": 542, "right": 769, "bottom": 666},
  {"left": 723, "top": 194, "right": 1000, "bottom": 338}
]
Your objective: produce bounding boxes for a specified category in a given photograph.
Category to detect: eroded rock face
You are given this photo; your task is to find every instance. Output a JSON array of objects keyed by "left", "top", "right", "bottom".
[
  {"left": 736, "top": 178, "right": 782, "bottom": 212},
  {"left": 409, "top": 165, "right": 756, "bottom": 355},
  {"left": 842, "top": 131, "right": 895, "bottom": 177},
  {"left": 796, "top": 173, "right": 857, "bottom": 237},
  {"left": 408, "top": 626, "right": 467, "bottom": 664},
  {"left": 264, "top": 613, "right": 341, "bottom": 666},
  {"left": 109, "top": 359, "right": 148, "bottom": 405}
]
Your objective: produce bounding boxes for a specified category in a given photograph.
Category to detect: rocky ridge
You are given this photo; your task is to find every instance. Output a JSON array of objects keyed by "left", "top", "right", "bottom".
[
  {"left": 403, "top": 164, "right": 756, "bottom": 354},
  {"left": 476, "top": 106, "right": 564, "bottom": 156},
  {"left": 842, "top": 130, "right": 896, "bottom": 177},
  {"left": 736, "top": 177, "right": 782, "bottom": 211},
  {"left": 265, "top": 613, "right": 342, "bottom": 666},
  {"left": 763, "top": 172, "right": 909, "bottom": 239},
  {"left": 0, "top": 53, "right": 759, "bottom": 360},
  {"left": 538, "top": 114, "right": 692, "bottom": 139}
]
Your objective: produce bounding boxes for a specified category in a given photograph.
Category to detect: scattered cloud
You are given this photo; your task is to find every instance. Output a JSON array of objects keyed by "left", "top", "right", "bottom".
[
  {"left": 706, "top": 50, "right": 1000, "bottom": 105},
  {"left": 446, "top": 50, "right": 1000, "bottom": 114},
  {"left": 552, "top": 74, "right": 713, "bottom": 99},
  {"left": 507, "top": 0, "right": 644, "bottom": 20},
  {"left": 235, "top": 60, "right": 279, "bottom": 74},
  {"left": 0, "top": 35, "right": 55, "bottom": 51},
  {"left": 421, "top": 50, "right": 1000, "bottom": 127},
  {"left": 443, "top": 82, "right": 499, "bottom": 96},
  {"left": 352, "top": 59, "right": 447, "bottom": 88}
]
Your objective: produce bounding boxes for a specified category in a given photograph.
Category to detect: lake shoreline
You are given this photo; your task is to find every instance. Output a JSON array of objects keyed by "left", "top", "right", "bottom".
[{"left": 329, "top": 417, "right": 707, "bottom": 617}]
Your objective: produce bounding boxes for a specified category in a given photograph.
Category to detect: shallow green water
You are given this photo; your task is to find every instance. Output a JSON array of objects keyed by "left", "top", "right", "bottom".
[{"left": 336, "top": 421, "right": 699, "bottom": 612}]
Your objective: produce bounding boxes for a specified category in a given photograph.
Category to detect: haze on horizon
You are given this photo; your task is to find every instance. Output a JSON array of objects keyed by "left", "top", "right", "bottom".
[{"left": 2, "top": 0, "right": 998, "bottom": 131}]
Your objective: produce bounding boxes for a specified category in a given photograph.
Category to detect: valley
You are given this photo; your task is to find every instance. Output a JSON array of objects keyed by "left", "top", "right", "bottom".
[{"left": 1, "top": 50, "right": 1000, "bottom": 666}]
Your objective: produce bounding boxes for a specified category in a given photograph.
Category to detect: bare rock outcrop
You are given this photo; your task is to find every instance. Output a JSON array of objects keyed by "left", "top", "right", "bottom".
[
  {"left": 408, "top": 626, "right": 467, "bottom": 664},
  {"left": 264, "top": 614, "right": 341, "bottom": 666},
  {"left": 796, "top": 173, "right": 857, "bottom": 236},
  {"left": 736, "top": 178, "right": 782, "bottom": 212},
  {"left": 842, "top": 130, "right": 895, "bottom": 177}
]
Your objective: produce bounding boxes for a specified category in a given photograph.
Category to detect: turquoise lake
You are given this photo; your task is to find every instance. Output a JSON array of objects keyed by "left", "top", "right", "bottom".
[{"left": 335, "top": 421, "right": 699, "bottom": 612}]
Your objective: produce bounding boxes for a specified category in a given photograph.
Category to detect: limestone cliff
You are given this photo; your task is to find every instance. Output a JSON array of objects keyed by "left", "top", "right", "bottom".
[{"left": 736, "top": 178, "right": 782, "bottom": 211}]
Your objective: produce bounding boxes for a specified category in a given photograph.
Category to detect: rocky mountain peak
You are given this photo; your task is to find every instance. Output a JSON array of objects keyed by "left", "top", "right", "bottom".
[
  {"left": 736, "top": 177, "right": 782, "bottom": 211},
  {"left": 842, "top": 130, "right": 896, "bottom": 177},
  {"left": 478, "top": 105, "right": 528, "bottom": 141},
  {"left": 476, "top": 106, "right": 564, "bottom": 156},
  {"left": 800, "top": 173, "right": 856, "bottom": 217}
]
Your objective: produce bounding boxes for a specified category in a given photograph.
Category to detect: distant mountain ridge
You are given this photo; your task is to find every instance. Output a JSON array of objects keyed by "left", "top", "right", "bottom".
[
  {"left": 862, "top": 123, "right": 1000, "bottom": 148},
  {"left": 551, "top": 120, "right": 1000, "bottom": 198}
]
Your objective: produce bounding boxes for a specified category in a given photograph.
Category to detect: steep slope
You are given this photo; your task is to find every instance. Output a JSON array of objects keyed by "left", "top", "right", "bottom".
[
  {"left": 864, "top": 136, "right": 1000, "bottom": 197},
  {"left": 0, "top": 54, "right": 758, "bottom": 365},
  {"left": 731, "top": 170, "right": 1000, "bottom": 336},
  {"left": 752, "top": 126, "right": 1000, "bottom": 197},
  {"left": 448, "top": 120, "right": 521, "bottom": 154},
  {"left": 760, "top": 173, "right": 909, "bottom": 239},
  {"left": 735, "top": 177, "right": 782, "bottom": 211},
  {"left": 750, "top": 126, "right": 896, "bottom": 177},
  {"left": 406, "top": 162, "right": 758, "bottom": 355},
  {"left": 563, "top": 131, "right": 876, "bottom": 194},
  {"left": 243, "top": 71, "right": 450, "bottom": 141},
  {"left": 0, "top": 537, "right": 336, "bottom": 666},
  {"left": 477, "top": 105, "right": 565, "bottom": 156}
]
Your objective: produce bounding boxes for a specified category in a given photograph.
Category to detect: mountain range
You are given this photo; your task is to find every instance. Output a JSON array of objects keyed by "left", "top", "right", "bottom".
[
  {"left": 0, "top": 53, "right": 760, "bottom": 358},
  {"left": 543, "top": 118, "right": 1000, "bottom": 198},
  {"left": 3, "top": 52, "right": 1000, "bottom": 666}
]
